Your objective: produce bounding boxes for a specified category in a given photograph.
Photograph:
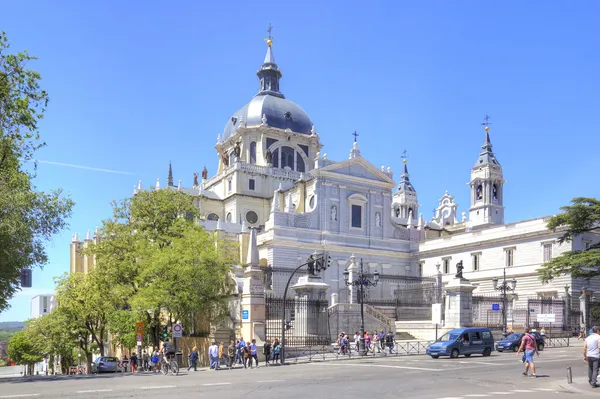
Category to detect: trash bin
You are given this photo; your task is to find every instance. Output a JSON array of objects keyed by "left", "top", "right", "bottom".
[{"left": 175, "top": 351, "right": 183, "bottom": 366}]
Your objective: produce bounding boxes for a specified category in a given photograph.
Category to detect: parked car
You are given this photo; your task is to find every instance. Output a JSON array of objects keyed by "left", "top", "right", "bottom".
[
  {"left": 426, "top": 327, "right": 495, "bottom": 359},
  {"left": 495, "top": 332, "right": 545, "bottom": 352},
  {"left": 92, "top": 356, "right": 119, "bottom": 373}
]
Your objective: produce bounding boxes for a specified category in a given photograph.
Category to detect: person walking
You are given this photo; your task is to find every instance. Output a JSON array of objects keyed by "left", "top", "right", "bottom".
[
  {"left": 371, "top": 330, "right": 380, "bottom": 354},
  {"left": 151, "top": 347, "right": 160, "bottom": 373},
  {"left": 263, "top": 339, "right": 272, "bottom": 366},
  {"left": 379, "top": 331, "right": 386, "bottom": 351},
  {"left": 142, "top": 350, "right": 149, "bottom": 372},
  {"left": 272, "top": 339, "right": 281, "bottom": 364},
  {"left": 208, "top": 342, "right": 219, "bottom": 370},
  {"left": 218, "top": 342, "right": 224, "bottom": 370},
  {"left": 130, "top": 352, "right": 138, "bottom": 373},
  {"left": 244, "top": 342, "right": 252, "bottom": 369},
  {"left": 386, "top": 331, "right": 395, "bottom": 354},
  {"left": 250, "top": 339, "right": 259, "bottom": 368},
  {"left": 516, "top": 328, "right": 539, "bottom": 378},
  {"left": 238, "top": 338, "right": 246, "bottom": 365},
  {"left": 584, "top": 326, "right": 600, "bottom": 388},
  {"left": 228, "top": 340, "right": 236, "bottom": 369},
  {"left": 187, "top": 346, "right": 198, "bottom": 372}
]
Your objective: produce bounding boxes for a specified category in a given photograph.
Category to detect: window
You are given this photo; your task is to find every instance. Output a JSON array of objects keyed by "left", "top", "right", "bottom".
[
  {"left": 246, "top": 211, "right": 259, "bottom": 224},
  {"left": 443, "top": 258, "right": 450, "bottom": 274},
  {"left": 471, "top": 253, "right": 480, "bottom": 271},
  {"left": 227, "top": 179, "right": 232, "bottom": 193},
  {"left": 584, "top": 240, "right": 592, "bottom": 250},
  {"left": 476, "top": 184, "right": 483, "bottom": 200},
  {"left": 207, "top": 213, "right": 219, "bottom": 221},
  {"left": 351, "top": 205, "right": 362, "bottom": 228},
  {"left": 543, "top": 243, "right": 552, "bottom": 262},
  {"left": 482, "top": 331, "right": 491, "bottom": 339},
  {"left": 492, "top": 184, "right": 498, "bottom": 201},
  {"left": 418, "top": 262, "right": 424, "bottom": 277},
  {"left": 249, "top": 179, "right": 255, "bottom": 191},
  {"left": 505, "top": 248, "right": 514, "bottom": 267},
  {"left": 249, "top": 141, "right": 257, "bottom": 164},
  {"left": 226, "top": 212, "right": 232, "bottom": 222},
  {"left": 281, "top": 146, "right": 295, "bottom": 169},
  {"left": 309, "top": 195, "right": 315, "bottom": 210},
  {"left": 272, "top": 148, "right": 279, "bottom": 168},
  {"left": 296, "top": 156, "right": 305, "bottom": 172}
]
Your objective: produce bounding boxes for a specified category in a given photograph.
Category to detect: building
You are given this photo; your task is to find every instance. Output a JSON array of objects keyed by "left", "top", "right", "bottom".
[
  {"left": 71, "top": 35, "right": 600, "bottom": 335},
  {"left": 30, "top": 294, "right": 56, "bottom": 319}
]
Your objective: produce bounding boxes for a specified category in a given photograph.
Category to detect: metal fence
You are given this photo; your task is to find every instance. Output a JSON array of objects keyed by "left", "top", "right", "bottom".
[{"left": 265, "top": 295, "right": 330, "bottom": 346}]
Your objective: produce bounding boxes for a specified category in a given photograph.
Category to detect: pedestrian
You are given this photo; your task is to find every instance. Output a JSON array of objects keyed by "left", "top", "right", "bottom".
[
  {"left": 379, "top": 330, "right": 386, "bottom": 351},
  {"left": 540, "top": 327, "right": 546, "bottom": 339},
  {"left": 371, "top": 330, "right": 380, "bottom": 354},
  {"left": 151, "top": 346, "right": 160, "bottom": 373},
  {"left": 121, "top": 354, "right": 129, "bottom": 372},
  {"left": 353, "top": 331, "right": 360, "bottom": 353},
  {"left": 130, "top": 352, "right": 138, "bottom": 373},
  {"left": 244, "top": 342, "right": 251, "bottom": 369},
  {"left": 364, "top": 332, "right": 371, "bottom": 354},
  {"left": 218, "top": 342, "right": 224, "bottom": 369},
  {"left": 263, "top": 338, "right": 272, "bottom": 366},
  {"left": 272, "top": 339, "right": 281, "bottom": 363},
  {"left": 228, "top": 340, "right": 236, "bottom": 369},
  {"left": 142, "top": 350, "right": 149, "bottom": 372},
  {"left": 386, "top": 331, "right": 395, "bottom": 354},
  {"left": 187, "top": 346, "right": 198, "bottom": 372},
  {"left": 516, "top": 328, "right": 538, "bottom": 378},
  {"left": 580, "top": 324, "right": 586, "bottom": 340},
  {"left": 584, "top": 325, "right": 600, "bottom": 388},
  {"left": 250, "top": 339, "right": 259, "bottom": 368},
  {"left": 208, "top": 341, "right": 219, "bottom": 370},
  {"left": 238, "top": 337, "right": 246, "bottom": 365}
]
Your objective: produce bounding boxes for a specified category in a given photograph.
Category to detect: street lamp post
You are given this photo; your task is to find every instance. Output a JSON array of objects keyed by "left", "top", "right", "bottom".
[
  {"left": 492, "top": 268, "right": 517, "bottom": 334},
  {"left": 343, "top": 258, "right": 379, "bottom": 355}
]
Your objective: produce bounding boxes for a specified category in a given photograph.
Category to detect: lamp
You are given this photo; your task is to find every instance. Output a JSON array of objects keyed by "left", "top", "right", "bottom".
[
  {"left": 373, "top": 270, "right": 380, "bottom": 283},
  {"left": 343, "top": 270, "right": 349, "bottom": 284},
  {"left": 510, "top": 278, "right": 517, "bottom": 291},
  {"left": 492, "top": 277, "right": 498, "bottom": 290}
]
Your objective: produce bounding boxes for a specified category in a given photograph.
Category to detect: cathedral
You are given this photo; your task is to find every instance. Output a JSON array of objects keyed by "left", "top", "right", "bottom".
[{"left": 72, "top": 35, "right": 600, "bottom": 333}]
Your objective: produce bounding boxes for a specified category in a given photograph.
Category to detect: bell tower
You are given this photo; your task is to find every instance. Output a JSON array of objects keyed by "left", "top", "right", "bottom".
[{"left": 468, "top": 116, "right": 505, "bottom": 227}]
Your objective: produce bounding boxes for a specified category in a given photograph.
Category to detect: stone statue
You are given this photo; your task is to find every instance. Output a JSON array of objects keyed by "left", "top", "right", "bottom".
[
  {"left": 307, "top": 255, "right": 316, "bottom": 276},
  {"left": 222, "top": 153, "right": 229, "bottom": 167},
  {"left": 233, "top": 141, "right": 241, "bottom": 158},
  {"left": 263, "top": 265, "right": 273, "bottom": 291},
  {"left": 455, "top": 260, "right": 464, "bottom": 279},
  {"left": 193, "top": 172, "right": 199, "bottom": 187},
  {"left": 395, "top": 207, "right": 400, "bottom": 218},
  {"left": 265, "top": 149, "right": 272, "bottom": 164},
  {"left": 375, "top": 212, "right": 381, "bottom": 227},
  {"left": 202, "top": 166, "right": 208, "bottom": 180},
  {"left": 331, "top": 205, "right": 337, "bottom": 221}
]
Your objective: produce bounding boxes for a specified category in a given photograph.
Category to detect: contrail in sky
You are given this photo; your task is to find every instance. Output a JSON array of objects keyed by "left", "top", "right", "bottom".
[{"left": 37, "top": 160, "right": 135, "bottom": 175}]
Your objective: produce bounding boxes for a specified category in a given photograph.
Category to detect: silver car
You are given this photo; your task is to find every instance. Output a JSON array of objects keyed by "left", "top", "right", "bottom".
[{"left": 92, "top": 356, "right": 119, "bottom": 373}]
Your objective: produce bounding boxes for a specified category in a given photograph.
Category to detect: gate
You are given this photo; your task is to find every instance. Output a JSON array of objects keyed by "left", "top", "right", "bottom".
[
  {"left": 473, "top": 294, "right": 505, "bottom": 328},
  {"left": 265, "top": 295, "right": 330, "bottom": 346}
]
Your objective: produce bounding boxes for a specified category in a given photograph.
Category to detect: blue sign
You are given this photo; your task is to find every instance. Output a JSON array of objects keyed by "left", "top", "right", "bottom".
[
  {"left": 492, "top": 304, "right": 500, "bottom": 311},
  {"left": 242, "top": 310, "right": 249, "bottom": 320}
]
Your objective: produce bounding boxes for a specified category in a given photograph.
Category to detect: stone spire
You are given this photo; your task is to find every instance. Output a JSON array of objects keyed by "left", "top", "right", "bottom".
[
  {"left": 349, "top": 141, "right": 361, "bottom": 159},
  {"left": 417, "top": 213, "right": 424, "bottom": 230},
  {"left": 246, "top": 228, "right": 259, "bottom": 266},
  {"left": 85, "top": 229, "right": 91, "bottom": 241},
  {"left": 397, "top": 159, "right": 416, "bottom": 193},
  {"left": 137, "top": 180, "right": 142, "bottom": 192},
  {"left": 133, "top": 185, "right": 138, "bottom": 195},
  {"left": 271, "top": 186, "right": 281, "bottom": 212},
  {"left": 286, "top": 192, "right": 294, "bottom": 213},
  {"left": 474, "top": 125, "right": 500, "bottom": 167},
  {"left": 155, "top": 178, "right": 161, "bottom": 190},
  {"left": 167, "top": 161, "right": 174, "bottom": 187},
  {"left": 407, "top": 210, "right": 414, "bottom": 228}
]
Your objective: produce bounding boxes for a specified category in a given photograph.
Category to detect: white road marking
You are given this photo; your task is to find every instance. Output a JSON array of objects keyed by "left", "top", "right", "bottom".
[
  {"left": 257, "top": 380, "right": 285, "bottom": 383},
  {"left": 532, "top": 388, "right": 554, "bottom": 391},
  {"left": 202, "top": 383, "right": 231, "bottom": 386},
  {"left": 464, "top": 395, "right": 490, "bottom": 397},
  {"left": 0, "top": 396, "right": 41, "bottom": 399},
  {"left": 312, "top": 362, "right": 444, "bottom": 372},
  {"left": 488, "top": 393, "right": 513, "bottom": 395},
  {"left": 437, "top": 397, "right": 465, "bottom": 399},
  {"left": 76, "top": 390, "right": 114, "bottom": 393},
  {"left": 141, "top": 385, "right": 177, "bottom": 390},
  {"left": 459, "top": 361, "right": 499, "bottom": 366},
  {"left": 511, "top": 390, "right": 533, "bottom": 393}
]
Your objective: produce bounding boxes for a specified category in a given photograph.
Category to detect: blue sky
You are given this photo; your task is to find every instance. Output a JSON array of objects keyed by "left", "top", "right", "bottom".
[{"left": 1, "top": 1, "right": 599, "bottom": 321}]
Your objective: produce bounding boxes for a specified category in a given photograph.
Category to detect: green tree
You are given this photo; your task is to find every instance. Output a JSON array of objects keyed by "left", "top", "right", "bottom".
[
  {"left": 0, "top": 31, "right": 73, "bottom": 312},
  {"left": 88, "top": 189, "right": 235, "bottom": 347},
  {"left": 28, "top": 312, "right": 77, "bottom": 374},
  {"left": 539, "top": 197, "right": 600, "bottom": 282},
  {"left": 7, "top": 328, "right": 44, "bottom": 375}
]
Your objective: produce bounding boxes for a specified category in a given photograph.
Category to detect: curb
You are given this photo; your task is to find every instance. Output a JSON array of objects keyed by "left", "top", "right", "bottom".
[{"left": 558, "top": 383, "right": 598, "bottom": 396}]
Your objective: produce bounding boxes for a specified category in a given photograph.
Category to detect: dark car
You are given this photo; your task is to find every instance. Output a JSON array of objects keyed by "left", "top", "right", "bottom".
[
  {"left": 92, "top": 356, "right": 119, "bottom": 373},
  {"left": 495, "top": 332, "right": 544, "bottom": 352}
]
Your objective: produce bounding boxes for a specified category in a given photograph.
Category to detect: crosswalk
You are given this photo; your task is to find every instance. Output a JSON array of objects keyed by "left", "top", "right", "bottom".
[{"left": 437, "top": 388, "right": 557, "bottom": 399}]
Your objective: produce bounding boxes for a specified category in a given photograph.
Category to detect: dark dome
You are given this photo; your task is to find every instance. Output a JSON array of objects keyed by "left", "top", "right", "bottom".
[{"left": 223, "top": 94, "right": 313, "bottom": 140}]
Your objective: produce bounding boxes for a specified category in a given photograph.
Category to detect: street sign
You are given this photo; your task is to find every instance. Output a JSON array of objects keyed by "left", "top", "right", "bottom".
[
  {"left": 537, "top": 313, "right": 556, "bottom": 323},
  {"left": 242, "top": 310, "right": 249, "bottom": 320},
  {"left": 530, "top": 308, "right": 535, "bottom": 313},
  {"left": 135, "top": 321, "right": 144, "bottom": 335},
  {"left": 136, "top": 333, "right": 142, "bottom": 342},
  {"left": 432, "top": 304, "right": 442, "bottom": 325},
  {"left": 492, "top": 304, "right": 500, "bottom": 311},
  {"left": 172, "top": 323, "right": 183, "bottom": 338}
]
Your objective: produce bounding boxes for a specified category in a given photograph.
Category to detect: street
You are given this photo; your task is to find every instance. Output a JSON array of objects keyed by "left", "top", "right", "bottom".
[{"left": 0, "top": 345, "right": 592, "bottom": 398}]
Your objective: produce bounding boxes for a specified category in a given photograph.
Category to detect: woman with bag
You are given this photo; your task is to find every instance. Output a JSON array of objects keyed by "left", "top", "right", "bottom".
[{"left": 187, "top": 346, "right": 198, "bottom": 372}]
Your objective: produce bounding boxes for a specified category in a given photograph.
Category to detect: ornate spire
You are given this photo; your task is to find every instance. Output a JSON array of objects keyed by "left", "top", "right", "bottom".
[
  {"left": 256, "top": 25, "right": 284, "bottom": 98},
  {"left": 167, "top": 161, "right": 174, "bottom": 187},
  {"left": 271, "top": 187, "right": 281, "bottom": 212},
  {"left": 155, "top": 178, "right": 161, "bottom": 190},
  {"left": 475, "top": 115, "right": 500, "bottom": 167},
  {"left": 349, "top": 141, "right": 361, "bottom": 159},
  {"left": 397, "top": 153, "right": 416, "bottom": 192},
  {"left": 246, "top": 228, "right": 259, "bottom": 266}
]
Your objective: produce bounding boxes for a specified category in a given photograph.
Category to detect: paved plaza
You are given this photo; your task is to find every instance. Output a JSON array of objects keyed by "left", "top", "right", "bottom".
[{"left": 0, "top": 344, "right": 594, "bottom": 398}]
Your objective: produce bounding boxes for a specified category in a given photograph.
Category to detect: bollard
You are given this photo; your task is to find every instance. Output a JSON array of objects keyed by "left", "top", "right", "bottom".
[{"left": 566, "top": 366, "right": 572, "bottom": 384}]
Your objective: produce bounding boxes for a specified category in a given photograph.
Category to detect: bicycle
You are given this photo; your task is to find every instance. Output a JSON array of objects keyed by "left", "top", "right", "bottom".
[{"left": 160, "top": 354, "right": 179, "bottom": 376}]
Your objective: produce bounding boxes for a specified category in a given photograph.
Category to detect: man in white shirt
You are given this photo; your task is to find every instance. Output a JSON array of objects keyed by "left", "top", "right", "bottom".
[
  {"left": 584, "top": 326, "right": 600, "bottom": 388},
  {"left": 208, "top": 342, "right": 219, "bottom": 370}
]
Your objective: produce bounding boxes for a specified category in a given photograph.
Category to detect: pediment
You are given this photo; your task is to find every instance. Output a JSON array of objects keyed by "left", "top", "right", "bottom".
[{"left": 317, "top": 157, "right": 395, "bottom": 185}]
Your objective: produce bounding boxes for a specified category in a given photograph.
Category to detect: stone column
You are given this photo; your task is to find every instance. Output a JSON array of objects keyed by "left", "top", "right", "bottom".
[
  {"left": 291, "top": 275, "right": 330, "bottom": 341},
  {"left": 241, "top": 228, "right": 266, "bottom": 341},
  {"left": 580, "top": 288, "right": 594, "bottom": 335},
  {"left": 347, "top": 254, "right": 357, "bottom": 304},
  {"left": 444, "top": 277, "right": 476, "bottom": 329}
]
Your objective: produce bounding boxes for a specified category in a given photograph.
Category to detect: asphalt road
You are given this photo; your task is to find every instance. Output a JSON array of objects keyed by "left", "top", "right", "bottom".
[{"left": 0, "top": 345, "right": 592, "bottom": 398}]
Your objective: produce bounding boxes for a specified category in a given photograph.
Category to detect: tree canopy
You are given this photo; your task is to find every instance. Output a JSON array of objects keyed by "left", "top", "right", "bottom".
[
  {"left": 539, "top": 197, "right": 600, "bottom": 282},
  {"left": 0, "top": 31, "right": 73, "bottom": 312}
]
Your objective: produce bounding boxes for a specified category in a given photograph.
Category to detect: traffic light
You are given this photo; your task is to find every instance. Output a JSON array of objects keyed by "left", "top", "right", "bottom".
[
  {"left": 161, "top": 325, "right": 168, "bottom": 340},
  {"left": 326, "top": 254, "right": 332, "bottom": 268},
  {"left": 20, "top": 269, "right": 32, "bottom": 288}
]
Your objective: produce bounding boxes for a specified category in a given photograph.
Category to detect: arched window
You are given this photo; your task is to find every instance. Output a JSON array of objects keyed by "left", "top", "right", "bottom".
[
  {"left": 272, "top": 148, "right": 279, "bottom": 168},
  {"left": 226, "top": 212, "right": 232, "bottom": 222},
  {"left": 476, "top": 185, "right": 483, "bottom": 200},
  {"left": 249, "top": 141, "right": 257, "bottom": 164},
  {"left": 296, "top": 156, "right": 305, "bottom": 172},
  {"left": 281, "top": 146, "right": 295, "bottom": 169},
  {"left": 492, "top": 184, "right": 498, "bottom": 200},
  {"left": 207, "top": 213, "right": 219, "bottom": 221}
]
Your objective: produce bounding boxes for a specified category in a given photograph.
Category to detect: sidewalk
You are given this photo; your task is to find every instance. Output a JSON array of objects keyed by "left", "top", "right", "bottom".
[{"left": 559, "top": 376, "right": 599, "bottom": 396}]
